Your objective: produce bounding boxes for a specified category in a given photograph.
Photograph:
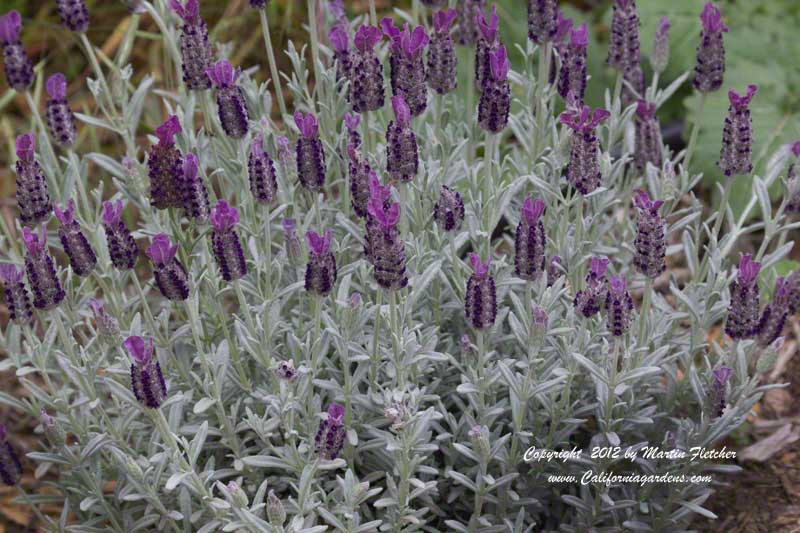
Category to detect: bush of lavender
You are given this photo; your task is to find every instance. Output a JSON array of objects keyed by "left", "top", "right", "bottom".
[{"left": 1, "top": 0, "right": 798, "bottom": 531}]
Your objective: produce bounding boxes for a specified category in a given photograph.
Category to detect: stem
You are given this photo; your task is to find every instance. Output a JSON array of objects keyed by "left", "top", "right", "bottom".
[
  {"left": 698, "top": 175, "right": 735, "bottom": 281},
  {"left": 68, "top": 150, "right": 92, "bottom": 222},
  {"left": 307, "top": 0, "right": 321, "bottom": 108},
  {"left": 234, "top": 280, "right": 257, "bottom": 334},
  {"left": 370, "top": 290, "right": 383, "bottom": 386},
  {"left": 259, "top": 9, "right": 288, "bottom": 119},
  {"left": 79, "top": 33, "right": 114, "bottom": 114},
  {"left": 264, "top": 203, "right": 273, "bottom": 299},
  {"left": 483, "top": 131, "right": 494, "bottom": 258},
  {"left": 638, "top": 278, "right": 653, "bottom": 349},
  {"left": 389, "top": 290, "right": 404, "bottom": 389},
  {"left": 605, "top": 339, "right": 621, "bottom": 437},
  {"left": 533, "top": 42, "right": 552, "bottom": 161},
  {"left": 684, "top": 93, "right": 707, "bottom": 171}
]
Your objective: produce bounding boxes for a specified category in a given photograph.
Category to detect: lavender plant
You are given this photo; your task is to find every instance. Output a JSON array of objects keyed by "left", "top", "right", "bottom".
[{"left": 0, "top": 1, "right": 798, "bottom": 531}]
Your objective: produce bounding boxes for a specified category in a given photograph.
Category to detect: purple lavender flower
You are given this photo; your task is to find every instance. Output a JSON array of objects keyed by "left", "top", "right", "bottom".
[
  {"left": 305, "top": 230, "right": 337, "bottom": 296},
  {"left": 757, "top": 277, "right": 792, "bottom": 348},
  {"left": 547, "top": 255, "right": 563, "bottom": 287},
  {"left": 54, "top": 200, "right": 97, "bottom": 277},
  {"left": 427, "top": 9, "right": 458, "bottom": 95},
  {"left": 557, "top": 23, "right": 588, "bottom": 103},
  {"left": 102, "top": 200, "right": 138, "bottom": 270},
  {"left": 724, "top": 254, "right": 761, "bottom": 340},
  {"left": 364, "top": 176, "right": 392, "bottom": 261},
  {"left": 455, "top": 0, "right": 486, "bottom": 46},
  {"left": 170, "top": 0, "right": 215, "bottom": 90},
  {"left": 210, "top": 200, "right": 247, "bottom": 283},
  {"left": 632, "top": 190, "right": 666, "bottom": 279},
  {"left": 607, "top": 0, "right": 640, "bottom": 73},
  {"left": 786, "top": 141, "right": 800, "bottom": 213},
  {"left": 550, "top": 12, "right": 573, "bottom": 85},
  {"left": 55, "top": 0, "right": 89, "bottom": 33},
  {"left": 45, "top": 74, "right": 77, "bottom": 148},
  {"left": 275, "top": 360, "right": 297, "bottom": 381},
  {"left": 282, "top": 219, "right": 303, "bottom": 266},
  {"left": 206, "top": 60, "right": 249, "bottom": 139},
  {"left": 478, "top": 44, "right": 510, "bottom": 133},
  {"left": 344, "top": 112, "right": 361, "bottom": 149},
  {"left": 294, "top": 112, "right": 326, "bottom": 191},
  {"left": 89, "top": 298, "right": 120, "bottom": 344},
  {"left": 465, "top": 253, "right": 497, "bottom": 330},
  {"left": 421, "top": 0, "right": 446, "bottom": 6},
  {"left": 634, "top": 100, "right": 663, "bottom": 171},
  {"left": 651, "top": 16, "right": 671, "bottom": 74},
  {"left": 474, "top": 4, "right": 500, "bottom": 91},
  {"left": 527, "top": 0, "right": 558, "bottom": 44},
  {"left": 330, "top": 26, "right": 352, "bottom": 86},
  {"left": 560, "top": 105, "right": 611, "bottom": 195},
  {"left": 14, "top": 134, "right": 52, "bottom": 225},
  {"left": 350, "top": 25, "right": 385, "bottom": 113},
  {"left": 604, "top": 276, "right": 633, "bottom": 337},
  {"left": 0, "top": 424, "right": 22, "bottom": 486},
  {"left": 181, "top": 153, "right": 210, "bottom": 220},
  {"left": 693, "top": 3, "right": 728, "bottom": 93},
  {"left": 574, "top": 257, "right": 609, "bottom": 318},
  {"left": 719, "top": 84, "right": 757, "bottom": 177},
  {"left": 249, "top": 0, "right": 268, "bottom": 8},
  {"left": 514, "top": 197, "right": 547, "bottom": 282},
  {"left": 0, "top": 263, "right": 32, "bottom": 325},
  {"left": 146, "top": 234, "right": 189, "bottom": 302},
  {"left": 314, "top": 403, "right": 346, "bottom": 460},
  {"left": 23, "top": 226, "right": 65, "bottom": 310},
  {"left": 0, "top": 11, "right": 34, "bottom": 91},
  {"left": 433, "top": 185, "right": 465, "bottom": 232},
  {"left": 124, "top": 336, "right": 167, "bottom": 409},
  {"left": 348, "top": 143, "right": 373, "bottom": 218},
  {"left": 366, "top": 185, "right": 408, "bottom": 291},
  {"left": 381, "top": 19, "right": 429, "bottom": 116},
  {"left": 248, "top": 133, "right": 278, "bottom": 204},
  {"left": 710, "top": 366, "right": 733, "bottom": 418},
  {"left": 386, "top": 95, "right": 419, "bottom": 182},
  {"left": 147, "top": 116, "right": 184, "bottom": 210}
]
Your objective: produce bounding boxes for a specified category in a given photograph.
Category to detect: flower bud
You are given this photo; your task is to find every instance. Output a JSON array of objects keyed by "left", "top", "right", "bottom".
[
  {"left": 248, "top": 134, "right": 278, "bottom": 204},
  {"left": 124, "top": 336, "right": 167, "bottom": 409},
  {"left": 102, "top": 200, "right": 138, "bottom": 270},
  {"left": 693, "top": 3, "right": 728, "bottom": 93},
  {"left": 650, "top": 17, "right": 671, "bottom": 74},
  {"left": 314, "top": 403, "right": 346, "bottom": 460},
  {"left": 433, "top": 185, "right": 465, "bottom": 232},
  {"left": 560, "top": 105, "right": 610, "bottom": 195},
  {"left": 455, "top": 0, "right": 486, "bottom": 46},
  {"left": 148, "top": 116, "right": 184, "bottom": 210},
  {"left": 304, "top": 229, "right": 337, "bottom": 296},
  {"left": 632, "top": 190, "right": 666, "bottom": 279},
  {"left": 210, "top": 200, "right": 247, "bottom": 283},
  {"left": 45, "top": 74, "right": 77, "bottom": 148},
  {"left": 607, "top": 0, "right": 640, "bottom": 73},
  {"left": 350, "top": 25, "right": 385, "bottom": 112},
  {"left": 427, "top": 10, "right": 458, "bottom": 95},
  {"left": 14, "top": 134, "right": 52, "bottom": 225},
  {"left": 514, "top": 197, "right": 547, "bottom": 282},
  {"left": 294, "top": 112, "right": 326, "bottom": 192},
  {"left": 0, "top": 11, "right": 34, "bottom": 91},
  {"left": 23, "top": 227, "right": 65, "bottom": 311},
  {"left": 0, "top": 424, "right": 22, "bottom": 486},
  {"left": 465, "top": 253, "right": 497, "bottom": 330},
  {"left": 724, "top": 254, "right": 760, "bottom": 340},
  {"left": 719, "top": 85, "right": 757, "bottom": 177},
  {"left": 386, "top": 95, "right": 419, "bottom": 183},
  {"left": 170, "top": 0, "right": 215, "bottom": 90},
  {"left": 478, "top": 44, "right": 511, "bottom": 133},
  {"left": 604, "top": 276, "right": 633, "bottom": 337},
  {"left": 557, "top": 24, "right": 588, "bottom": 104},
  {"left": 267, "top": 490, "right": 286, "bottom": 525},
  {"left": 574, "top": 257, "right": 609, "bottom": 318},
  {"left": 206, "top": 60, "right": 249, "bottom": 139},
  {"left": 55, "top": 0, "right": 90, "bottom": 33},
  {"left": 527, "top": 0, "right": 558, "bottom": 44},
  {"left": 54, "top": 200, "right": 97, "bottom": 277},
  {"left": 146, "top": 234, "right": 190, "bottom": 302},
  {"left": 382, "top": 19, "right": 429, "bottom": 116},
  {"left": 0, "top": 263, "right": 32, "bottom": 325}
]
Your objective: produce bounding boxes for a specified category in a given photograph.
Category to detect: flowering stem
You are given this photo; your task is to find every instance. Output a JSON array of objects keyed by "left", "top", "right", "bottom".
[
  {"left": 483, "top": 131, "right": 495, "bottom": 257},
  {"left": 684, "top": 93, "right": 707, "bottom": 171},
  {"left": 264, "top": 204, "right": 273, "bottom": 299},
  {"left": 17, "top": 488, "right": 54, "bottom": 528},
  {"left": 370, "top": 290, "right": 383, "bottom": 386},
  {"left": 606, "top": 72, "right": 623, "bottom": 151},
  {"left": 24, "top": 91, "right": 62, "bottom": 198},
  {"left": 697, "top": 175, "right": 735, "bottom": 281},
  {"left": 605, "top": 339, "right": 622, "bottom": 437},
  {"left": 234, "top": 280, "right": 257, "bottom": 335},
  {"left": 307, "top": 0, "right": 322, "bottom": 107},
  {"left": 533, "top": 42, "right": 552, "bottom": 160},
  {"left": 389, "top": 289, "right": 405, "bottom": 389},
  {"left": 638, "top": 278, "right": 652, "bottom": 349},
  {"left": 259, "top": 9, "right": 288, "bottom": 120}
]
